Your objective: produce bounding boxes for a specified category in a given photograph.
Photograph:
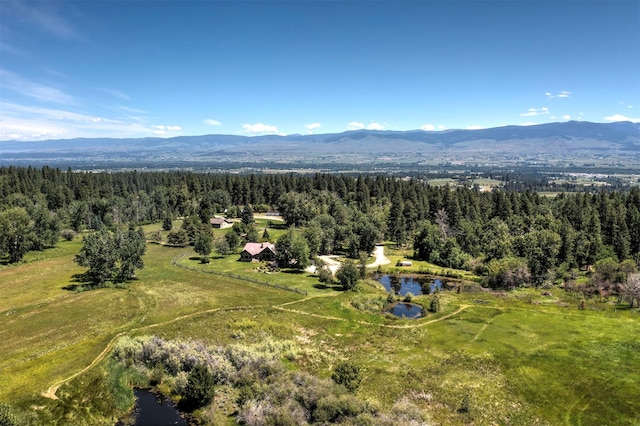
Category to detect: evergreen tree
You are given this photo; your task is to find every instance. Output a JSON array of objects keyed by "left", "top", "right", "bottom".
[
  {"left": 224, "top": 229, "right": 241, "bottom": 251},
  {"left": 183, "top": 365, "right": 215, "bottom": 409},
  {"left": 167, "top": 229, "right": 188, "bottom": 247},
  {"left": 241, "top": 204, "right": 254, "bottom": 225},
  {"left": 162, "top": 216, "right": 173, "bottom": 231}
]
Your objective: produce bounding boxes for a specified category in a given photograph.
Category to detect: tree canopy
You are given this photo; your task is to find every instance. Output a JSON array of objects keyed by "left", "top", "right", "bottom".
[{"left": 74, "top": 228, "right": 146, "bottom": 287}]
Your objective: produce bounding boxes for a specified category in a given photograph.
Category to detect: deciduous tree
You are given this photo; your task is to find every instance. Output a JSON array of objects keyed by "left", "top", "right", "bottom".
[
  {"left": 275, "top": 228, "right": 310, "bottom": 269},
  {"left": 194, "top": 228, "right": 213, "bottom": 263},
  {"left": 0, "top": 207, "right": 35, "bottom": 263},
  {"left": 336, "top": 259, "right": 359, "bottom": 291}
]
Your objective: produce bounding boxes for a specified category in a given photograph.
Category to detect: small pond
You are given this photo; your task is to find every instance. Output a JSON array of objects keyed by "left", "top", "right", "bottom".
[
  {"left": 375, "top": 274, "right": 443, "bottom": 296},
  {"left": 117, "top": 388, "right": 188, "bottom": 426},
  {"left": 386, "top": 302, "right": 424, "bottom": 319}
]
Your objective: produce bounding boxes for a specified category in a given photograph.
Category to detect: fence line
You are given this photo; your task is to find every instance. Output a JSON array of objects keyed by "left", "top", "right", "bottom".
[{"left": 171, "top": 253, "right": 308, "bottom": 295}]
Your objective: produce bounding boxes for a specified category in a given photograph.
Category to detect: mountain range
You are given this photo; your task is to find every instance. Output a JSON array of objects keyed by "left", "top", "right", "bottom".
[{"left": 1, "top": 121, "right": 639, "bottom": 169}]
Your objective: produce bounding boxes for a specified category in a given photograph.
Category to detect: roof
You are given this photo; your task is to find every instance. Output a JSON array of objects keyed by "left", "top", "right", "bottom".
[
  {"left": 242, "top": 242, "right": 275, "bottom": 256},
  {"left": 210, "top": 217, "right": 233, "bottom": 225}
]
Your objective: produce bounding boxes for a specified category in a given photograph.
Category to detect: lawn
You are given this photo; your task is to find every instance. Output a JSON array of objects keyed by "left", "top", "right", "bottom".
[{"left": 1, "top": 238, "right": 638, "bottom": 425}]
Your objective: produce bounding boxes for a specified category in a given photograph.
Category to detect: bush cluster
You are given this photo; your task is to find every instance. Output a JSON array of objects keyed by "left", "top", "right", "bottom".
[{"left": 112, "top": 335, "right": 430, "bottom": 424}]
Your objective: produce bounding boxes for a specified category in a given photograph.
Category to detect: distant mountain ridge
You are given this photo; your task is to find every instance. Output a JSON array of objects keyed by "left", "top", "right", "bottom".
[{"left": 2, "top": 121, "right": 639, "bottom": 168}]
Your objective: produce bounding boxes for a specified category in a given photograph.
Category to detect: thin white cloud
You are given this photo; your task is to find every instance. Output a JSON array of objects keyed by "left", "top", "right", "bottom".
[
  {"left": 0, "top": 101, "right": 157, "bottom": 140},
  {"left": 5, "top": 1, "right": 79, "bottom": 40},
  {"left": 0, "top": 40, "right": 30, "bottom": 58},
  {"left": 421, "top": 124, "right": 436, "bottom": 131},
  {"left": 97, "top": 87, "right": 130, "bottom": 101},
  {"left": 367, "top": 122, "right": 385, "bottom": 131},
  {"left": 153, "top": 124, "right": 181, "bottom": 132},
  {"left": 204, "top": 119, "right": 222, "bottom": 126},
  {"left": 118, "top": 105, "right": 147, "bottom": 114},
  {"left": 604, "top": 114, "right": 640, "bottom": 123},
  {"left": 305, "top": 122, "right": 321, "bottom": 134},
  {"left": 520, "top": 122, "right": 536, "bottom": 126},
  {"left": 242, "top": 123, "right": 279, "bottom": 134},
  {"left": 0, "top": 68, "right": 76, "bottom": 105},
  {"left": 562, "top": 115, "right": 571, "bottom": 120},
  {"left": 520, "top": 107, "right": 549, "bottom": 117},
  {"left": 348, "top": 121, "right": 365, "bottom": 130},
  {"left": 546, "top": 90, "right": 571, "bottom": 99},
  {"left": 437, "top": 125, "right": 446, "bottom": 130}
]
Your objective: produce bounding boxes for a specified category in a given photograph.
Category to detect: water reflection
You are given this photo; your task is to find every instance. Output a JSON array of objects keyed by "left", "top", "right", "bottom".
[
  {"left": 376, "top": 274, "right": 443, "bottom": 296},
  {"left": 117, "top": 388, "right": 187, "bottom": 426},
  {"left": 386, "top": 302, "right": 423, "bottom": 318}
]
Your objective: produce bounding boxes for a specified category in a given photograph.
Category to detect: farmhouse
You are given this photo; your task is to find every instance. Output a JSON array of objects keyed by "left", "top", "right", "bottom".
[
  {"left": 240, "top": 242, "right": 276, "bottom": 262},
  {"left": 210, "top": 217, "right": 234, "bottom": 229}
]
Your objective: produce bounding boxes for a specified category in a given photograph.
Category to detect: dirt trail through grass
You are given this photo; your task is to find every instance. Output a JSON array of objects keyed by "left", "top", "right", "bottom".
[
  {"left": 41, "top": 304, "right": 267, "bottom": 399},
  {"left": 272, "top": 301, "right": 471, "bottom": 329},
  {"left": 41, "top": 279, "right": 471, "bottom": 400}
]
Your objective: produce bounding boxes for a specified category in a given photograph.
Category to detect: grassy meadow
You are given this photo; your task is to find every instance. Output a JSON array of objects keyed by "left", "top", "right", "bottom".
[{"left": 0, "top": 229, "right": 639, "bottom": 425}]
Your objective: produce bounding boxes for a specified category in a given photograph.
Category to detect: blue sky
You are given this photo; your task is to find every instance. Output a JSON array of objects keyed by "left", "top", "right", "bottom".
[{"left": 1, "top": 0, "right": 639, "bottom": 141}]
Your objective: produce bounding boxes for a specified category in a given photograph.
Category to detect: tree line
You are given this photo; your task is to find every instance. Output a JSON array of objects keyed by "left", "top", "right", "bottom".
[{"left": 1, "top": 167, "right": 638, "bottom": 300}]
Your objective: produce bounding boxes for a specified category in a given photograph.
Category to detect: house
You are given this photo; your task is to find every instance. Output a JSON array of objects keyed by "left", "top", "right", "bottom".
[
  {"left": 210, "top": 217, "right": 234, "bottom": 229},
  {"left": 240, "top": 242, "right": 276, "bottom": 262}
]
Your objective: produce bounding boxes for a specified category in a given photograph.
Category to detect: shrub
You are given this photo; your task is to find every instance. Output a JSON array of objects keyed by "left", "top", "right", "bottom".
[
  {"left": 0, "top": 403, "right": 19, "bottom": 426},
  {"left": 331, "top": 361, "right": 362, "bottom": 393},
  {"left": 317, "top": 267, "right": 334, "bottom": 284},
  {"left": 182, "top": 364, "right": 216, "bottom": 409},
  {"left": 429, "top": 295, "right": 441, "bottom": 313},
  {"left": 61, "top": 229, "right": 77, "bottom": 241},
  {"left": 314, "top": 393, "right": 367, "bottom": 423}
]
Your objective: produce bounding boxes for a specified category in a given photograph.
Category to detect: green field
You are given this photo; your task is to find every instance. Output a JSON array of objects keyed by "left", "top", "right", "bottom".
[{"left": 1, "top": 237, "right": 639, "bottom": 425}]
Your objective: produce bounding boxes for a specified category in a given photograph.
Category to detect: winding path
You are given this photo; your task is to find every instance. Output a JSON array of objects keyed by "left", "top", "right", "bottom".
[
  {"left": 307, "top": 244, "right": 391, "bottom": 274},
  {"left": 367, "top": 244, "right": 391, "bottom": 268},
  {"left": 42, "top": 305, "right": 266, "bottom": 399}
]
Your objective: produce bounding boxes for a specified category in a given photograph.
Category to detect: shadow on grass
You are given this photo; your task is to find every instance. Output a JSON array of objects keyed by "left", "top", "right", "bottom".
[
  {"left": 313, "top": 283, "right": 344, "bottom": 291},
  {"left": 283, "top": 269, "right": 305, "bottom": 275},
  {"left": 63, "top": 273, "right": 136, "bottom": 291},
  {"left": 267, "top": 223, "right": 287, "bottom": 230}
]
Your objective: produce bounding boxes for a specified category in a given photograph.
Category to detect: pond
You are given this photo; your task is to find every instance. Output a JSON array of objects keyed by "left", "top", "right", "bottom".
[
  {"left": 375, "top": 274, "right": 443, "bottom": 296},
  {"left": 386, "top": 302, "right": 424, "bottom": 319},
  {"left": 116, "top": 388, "right": 188, "bottom": 426}
]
